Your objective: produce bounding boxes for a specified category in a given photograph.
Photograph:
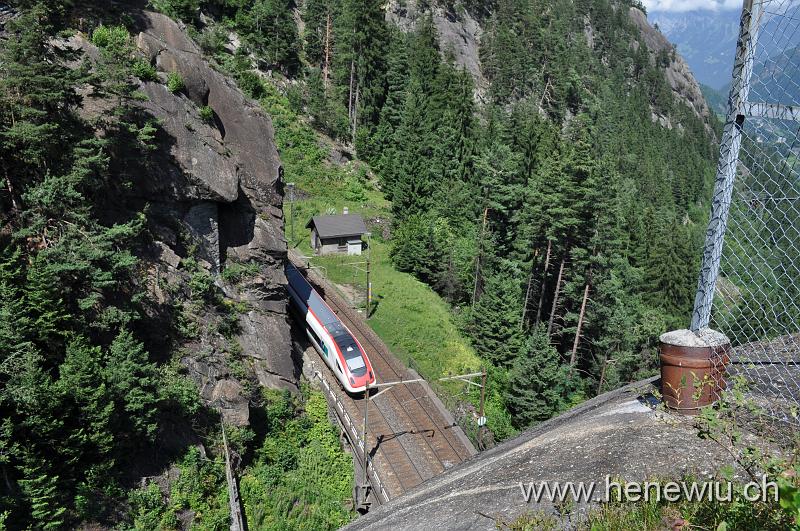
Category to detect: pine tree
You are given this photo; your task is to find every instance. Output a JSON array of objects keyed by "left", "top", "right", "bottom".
[
  {"left": 505, "top": 326, "right": 568, "bottom": 429},
  {"left": 18, "top": 460, "right": 66, "bottom": 531},
  {"left": 332, "top": 0, "right": 388, "bottom": 141},
  {"left": 57, "top": 339, "right": 115, "bottom": 460},
  {"left": 303, "top": 0, "right": 332, "bottom": 66},
  {"left": 474, "top": 135, "right": 524, "bottom": 259},
  {"left": 390, "top": 78, "right": 437, "bottom": 221},
  {"left": 0, "top": 5, "right": 84, "bottom": 213},
  {"left": 104, "top": 329, "right": 161, "bottom": 442},
  {"left": 643, "top": 212, "right": 697, "bottom": 324},
  {"left": 469, "top": 263, "right": 525, "bottom": 367},
  {"left": 150, "top": 0, "right": 200, "bottom": 21},
  {"left": 390, "top": 213, "right": 439, "bottom": 284},
  {"left": 248, "top": 0, "right": 300, "bottom": 73},
  {"left": 434, "top": 68, "right": 478, "bottom": 226},
  {"left": 373, "top": 30, "right": 409, "bottom": 185}
]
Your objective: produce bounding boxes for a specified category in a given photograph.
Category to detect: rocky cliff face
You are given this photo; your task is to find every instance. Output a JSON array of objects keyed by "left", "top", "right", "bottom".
[
  {"left": 628, "top": 7, "right": 712, "bottom": 126},
  {"left": 79, "top": 9, "right": 296, "bottom": 426},
  {"left": 386, "top": 1, "right": 712, "bottom": 128},
  {"left": 385, "top": 0, "right": 488, "bottom": 101}
]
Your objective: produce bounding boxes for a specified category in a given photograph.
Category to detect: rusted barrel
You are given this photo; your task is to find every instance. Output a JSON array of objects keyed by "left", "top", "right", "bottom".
[{"left": 659, "top": 329, "right": 730, "bottom": 414}]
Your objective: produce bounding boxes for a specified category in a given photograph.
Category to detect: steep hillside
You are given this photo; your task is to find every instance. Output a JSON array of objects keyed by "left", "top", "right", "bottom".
[
  {"left": 628, "top": 6, "right": 711, "bottom": 126},
  {"left": 1, "top": 0, "right": 726, "bottom": 528},
  {"left": 0, "top": 2, "right": 313, "bottom": 528},
  {"left": 652, "top": 3, "right": 800, "bottom": 92},
  {"left": 386, "top": 1, "right": 712, "bottom": 126},
  {"left": 179, "top": 0, "right": 720, "bottom": 439}
]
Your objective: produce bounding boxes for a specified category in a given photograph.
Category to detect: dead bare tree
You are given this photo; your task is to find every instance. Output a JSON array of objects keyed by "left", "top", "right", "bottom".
[
  {"left": 546, "top": 251, "right": 567, "bottom": 337},
  {"left": 323, "top": 12, "right": 332, "bottom": 90},
  {"left": 569, "top": 281, "right": 590, "bottom": 368},
  {"left": 534, "top": 240, "right": 552, "bottom": 326}
]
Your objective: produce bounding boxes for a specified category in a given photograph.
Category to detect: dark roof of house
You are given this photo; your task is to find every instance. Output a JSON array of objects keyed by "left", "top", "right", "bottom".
[{"left": 306, "top": 214, "right": 367, "bottom": 239}]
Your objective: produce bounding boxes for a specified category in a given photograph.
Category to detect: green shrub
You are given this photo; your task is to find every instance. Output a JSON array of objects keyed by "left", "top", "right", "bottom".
[
  {"left": 158, "top": 362, "right": 201, "bottom": 415},
  {"left": 128, "top": 482, "right": 164, "bottom": 531},
  {"left": 199, "top": 105, "right": 215, "bottom": 123},
  {"left": 221, "top": 261, "right": 260, "bottom": 283},
  {"left": 132, "top": 59, "right": 158, "bottom": 82},
  {"left": 344, "top": 175, "right": 367, "bottom": 202},
  {"left": 236, "top": 70, "right": 265, "bottom": 99},
  {"left": 239, "top": 387, "right": 355, "bottom": 530},
  {"left": 188, "top": 269, "right": 215, "bottom": 302},
  {"left": 150, "top": 0, "right": 200, "bottom": 21},
  {"left": 287, "top": 84, "right": 303, "bottom": 113},
  {"left": 197, "top": 24, "right": 229, "bottom": 55},
  {"left": 169, "top": 447, "right": 229, "bottom": 529},
  {"left": 166, "top": 71, "right": 185, "bottom": 93},
  {"left": 126, "top": 434, "right": 234, "bottom": 528},
  {"left": 91, "top": 24, "right": 130, "bottom": 50}
]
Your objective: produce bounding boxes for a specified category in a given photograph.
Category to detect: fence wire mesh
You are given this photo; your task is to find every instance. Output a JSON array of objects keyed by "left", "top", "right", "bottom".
[{"left": 695, "top": 0, "right": 800, "bottom": 424}]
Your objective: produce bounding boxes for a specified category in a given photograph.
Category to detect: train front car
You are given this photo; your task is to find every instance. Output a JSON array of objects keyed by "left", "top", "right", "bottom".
[
  {"left": 285, "top": 262, "right": 376, "bottom": 394},
  {"left": 327, "top": 321, "right": 375, "bottom": 393}
]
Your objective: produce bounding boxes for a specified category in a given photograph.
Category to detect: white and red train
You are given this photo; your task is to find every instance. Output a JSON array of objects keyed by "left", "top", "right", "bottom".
[{"left": 286, "top": 262, "right": 376, "bottom": 394}]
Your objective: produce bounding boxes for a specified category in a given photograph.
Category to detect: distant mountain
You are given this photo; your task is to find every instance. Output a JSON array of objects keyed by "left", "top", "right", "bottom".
[
  {"left": 750, "top": 44, "right": 800, "bottom": 106},
  {"left": 650, "top": 5, "right": 800, "bottom": 91},
  {"left": 649, "top": 10, "right": 740, "bottom": 90},
  {"left": 700, "top": 83, "right": 727, "bottom": 117}
]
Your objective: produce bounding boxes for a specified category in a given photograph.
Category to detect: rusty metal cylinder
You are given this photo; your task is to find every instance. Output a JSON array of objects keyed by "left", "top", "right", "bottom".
[{"left": 659, "top": 329, "right": 730, "bottom": 414}]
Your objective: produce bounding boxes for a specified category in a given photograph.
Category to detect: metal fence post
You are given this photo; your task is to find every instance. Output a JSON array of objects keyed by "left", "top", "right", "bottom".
[{"left": 691, "top": 0, "right": 762, "bottom": 331}]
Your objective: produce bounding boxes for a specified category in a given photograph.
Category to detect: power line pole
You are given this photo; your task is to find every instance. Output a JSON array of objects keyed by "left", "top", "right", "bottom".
[
  {"left": 359, "top": 385, "right": 371, "bottom": 508},
  {"left": 365, "top": 232, "right": 372, "bottom": 319},
  {"left": 477, "top": 366, "right": 487, "bottom": 450}
]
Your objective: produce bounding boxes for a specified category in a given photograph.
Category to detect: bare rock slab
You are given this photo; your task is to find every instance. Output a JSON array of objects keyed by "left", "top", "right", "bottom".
[{"left": 346, "top": 379, "right": 739, "bottom": 530}]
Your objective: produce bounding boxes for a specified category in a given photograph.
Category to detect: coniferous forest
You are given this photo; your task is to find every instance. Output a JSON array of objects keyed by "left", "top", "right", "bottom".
[
  {"left": 276, "top": 0, "right": 716, "bottom": 419},
  {"left": 0, "top": 0, "right": 724, "bottom": 528}
]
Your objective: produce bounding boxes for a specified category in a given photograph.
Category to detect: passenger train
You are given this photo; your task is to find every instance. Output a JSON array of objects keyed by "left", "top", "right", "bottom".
[{"left": 286, "top": 262, "right": 376, "bottom": 394}]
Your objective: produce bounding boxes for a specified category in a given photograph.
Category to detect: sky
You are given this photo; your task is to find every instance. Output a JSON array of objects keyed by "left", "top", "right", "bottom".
[{"left": 643, "top": 0, "right": 742, "bottom": 12}]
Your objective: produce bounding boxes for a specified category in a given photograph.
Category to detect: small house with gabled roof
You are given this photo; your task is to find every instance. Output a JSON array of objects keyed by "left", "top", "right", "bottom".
[{"left": 306, "top": 212, "right": 367, "bottom": 256}]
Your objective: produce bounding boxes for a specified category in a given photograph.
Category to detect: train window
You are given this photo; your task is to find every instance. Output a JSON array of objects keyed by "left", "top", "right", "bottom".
[
  {"left": 336, "top": 361, "right": 343, "bottom": 374},
  {"left": 333, "top": 332, "right": 367, "bottom": 376},
  {"left": 308, "top": 327, "right": 322, "bottom": 347},
  {"left": 346, "top": 356, "right": 366, "bottom": 373}
]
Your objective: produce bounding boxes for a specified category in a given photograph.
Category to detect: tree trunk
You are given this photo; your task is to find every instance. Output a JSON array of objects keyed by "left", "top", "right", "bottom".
[
  {"left": 535, "top": 240, "right": 552, "bottom": 326},
  {"left": 597, "top": 357, "right": 609, "bottom": 395},
  {"left": 352, "top": 83, "right": 359, "bottom": 141},
  {"left": 323, "top": 12, "right": 332, "bottom": 91},
  {"left": 570, "top": 282, "right": 590, "bottom": 368},
  {"left": 348, "top": 58, "right": 356, "bottom": 128},
  {"left": 546, "top": 252, "right": 566, "bottom": 338},
  {"left": 520, "top": 248, "right": 540, "bottom": 329}
]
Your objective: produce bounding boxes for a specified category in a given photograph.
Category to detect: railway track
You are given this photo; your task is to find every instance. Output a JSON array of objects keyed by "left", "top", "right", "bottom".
[{"left": 289, "top": 253, "right": 475, "bottom": 501}]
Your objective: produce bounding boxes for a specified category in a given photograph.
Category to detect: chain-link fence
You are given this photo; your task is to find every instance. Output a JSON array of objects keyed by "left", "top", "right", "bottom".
[{"left": 692, "top": 0, "right": 800, "bottom": 423}]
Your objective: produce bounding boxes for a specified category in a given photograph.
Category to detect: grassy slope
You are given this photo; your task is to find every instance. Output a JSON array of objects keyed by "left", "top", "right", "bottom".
[{"left": 305, "top": 237, "right": 481, "bottom": 379}]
